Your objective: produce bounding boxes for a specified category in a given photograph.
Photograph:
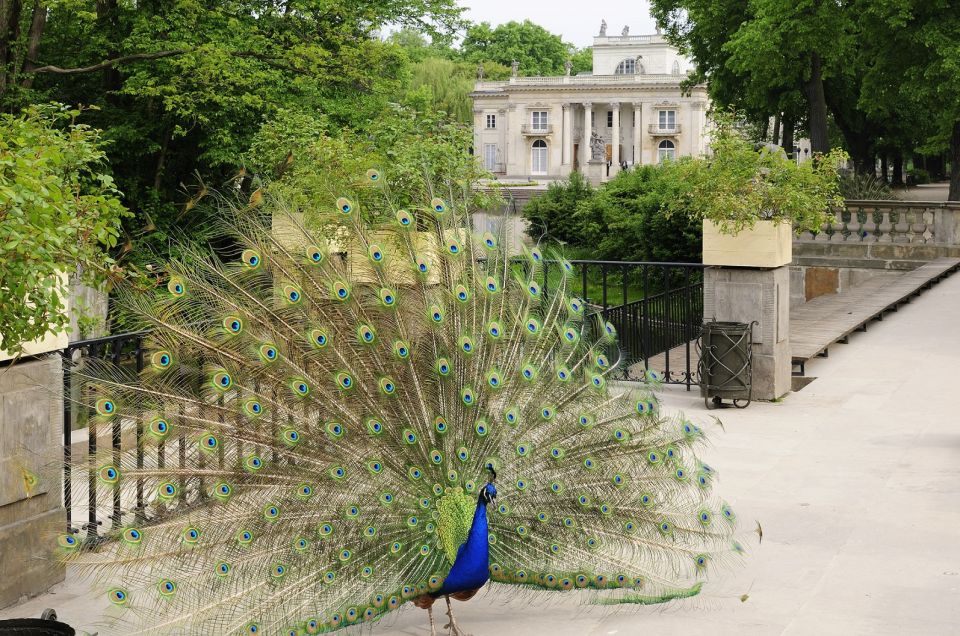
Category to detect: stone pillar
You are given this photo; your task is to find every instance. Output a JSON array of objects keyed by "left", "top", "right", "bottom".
[
  {"left": 610, "top": 103, "right": 621, "bottom": 177},
  {"left": 632, "top": 102, "right": 643, "bottom": 165},
  {"left": 561, "top": 104, "right": 572, "bottom": 170},
  {"left": 581, "top": 102, "right": 592, "bottom": 170},
  {"left": 703, "top": 266, "right": 791, "bottom": 400},
  {"left": 0, "top": 356, "right": 66, "bottom": 608}
]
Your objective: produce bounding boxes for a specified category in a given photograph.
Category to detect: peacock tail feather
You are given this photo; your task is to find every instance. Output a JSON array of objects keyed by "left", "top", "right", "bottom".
[{"left": 56, "top": 169, "right": 743, "bottom": 634}]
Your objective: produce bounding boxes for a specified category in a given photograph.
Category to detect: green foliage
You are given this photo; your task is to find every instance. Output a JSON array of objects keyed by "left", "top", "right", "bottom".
[
  {"left": 2, "top": 0, "right": 464, "bottom": 269},
  {"left": 569, "top": 48, "right": 593, "bottom": 75},
  {"left": 405, "top": 57, "right": 487, "bottom": 123},
  {"left": 523, "top": 172, "right": 594, "bottom": 245},
  {"left": 906, "top": 168, "right": 931, "bottom": 186},
  {"left": 839, "top": 173, "right": 897, "bottom": 200},
  {"left": 461, "top": 20, "right": 573, "bottom": 76},
  {"left": 579, "top": 164, "right": 703, "bottom": 263},
  {"left": 678, "top": 113, "right": 847, "bottom": 234},
  {"left": 523, "top": 167, "right": 701, "bottom": 263},
  {"left": 248, "top": 104, "right": 499, "bottom": 215},
  {"left": 0, "top": 104, "right": 129, "bottom": 353}
]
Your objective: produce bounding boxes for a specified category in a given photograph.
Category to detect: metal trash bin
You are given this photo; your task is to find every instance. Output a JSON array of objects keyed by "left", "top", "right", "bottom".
[
  {"left": 0, "top": 609, "right": 75, "bottom": 635},
  {"left": 697, "top": 321, "right": 756, "bottom": 409}
]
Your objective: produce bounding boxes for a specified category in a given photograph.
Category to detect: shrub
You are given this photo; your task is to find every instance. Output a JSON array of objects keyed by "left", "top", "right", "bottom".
[
  {"left": 522, "top": 171, "right": 594, "bottom": 246},
  {"left": 906, "top": 168, "right": 931, "bottom": 185},
  {"left": 839, "top": 173, "right": 898, "bottom": 200},
  {"left": 0, "top": 104, "right": 129, "bottom": 355},
  {"left": 579, "top": 163, "right": 702, "bottom": 263}
]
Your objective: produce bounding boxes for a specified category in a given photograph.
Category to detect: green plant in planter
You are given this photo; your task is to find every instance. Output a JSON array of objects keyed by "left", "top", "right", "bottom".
[{"left": 671, "top": 112, "right": 847, "bottom": 235}]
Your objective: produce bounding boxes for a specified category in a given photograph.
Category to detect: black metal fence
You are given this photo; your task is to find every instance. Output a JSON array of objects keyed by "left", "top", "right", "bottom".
[
  {"left": 62, "top": 331, "right": 147, "bottom": 537},
  {"left": 544, "top": 260, "right": 705, "bottom": 388}
]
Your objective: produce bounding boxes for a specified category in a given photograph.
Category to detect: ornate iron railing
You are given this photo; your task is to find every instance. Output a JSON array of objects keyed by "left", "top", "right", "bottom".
[{"left": 541, "top": 260, "right": 705, "bottom": 388}]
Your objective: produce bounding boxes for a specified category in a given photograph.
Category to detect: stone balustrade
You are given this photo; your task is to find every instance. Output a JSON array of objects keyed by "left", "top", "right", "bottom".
[{"left": 796, "top": 201, "right": 960, "bottom": 246}]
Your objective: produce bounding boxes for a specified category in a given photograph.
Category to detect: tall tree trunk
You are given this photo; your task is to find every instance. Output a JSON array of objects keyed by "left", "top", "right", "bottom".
[
  {"left": 949, "top": 122, "right": 960, "bottom": 202},
  {"left": 760, "top": 117, "right": 769, "bottom": 142},
  {"left": 892, "top": 151, "right": 904, "bottom": 186},
  {"left": 781, "top": 115, "right": 795, "bottom": 156},
  {"left": 880, "top": 154, "right": 888, "bottom": 183},
  {"left": 18, "top": 0, "right": 45, "bottom": 88},
  {"left": 804, "top": 52, "right": 830, "bottom": 154},
  {"left": 772, "top": 113, "right": 781, "bottom": 145},
  {"left": 0, "top": 0, "right": 24, "bottom": 99},
  {"left": 96, "top": 0, "right": 121, "bottom": 94}
]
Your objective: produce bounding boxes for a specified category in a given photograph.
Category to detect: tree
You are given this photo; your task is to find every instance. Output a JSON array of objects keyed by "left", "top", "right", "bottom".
[
  {"left": 0, "top": 0, "right": 464, "bottom": 267},
  {"left": 461, "top": 20, "right": 573, "bottom": 76},
  {"left": 523, "top": 171, "right": 595, "bottom": 245},
  {"left": 652, "top": 0, "right": 855, "bottom": 157},
  {"left": 404, "top": 57, "right": 509, "bottom": 123},
  {"left": 0, "top": 104, "right": 128, "bottom": 353},
  {"left": 858, "top": 0, "right": 960, "bottom": 200},
  {"left": 569, "top": 47, "right": 592, "bottom": 75}
]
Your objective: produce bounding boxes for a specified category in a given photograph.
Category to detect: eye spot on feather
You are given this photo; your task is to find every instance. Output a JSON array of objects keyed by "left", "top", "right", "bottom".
[
  {"left": 336, "top": 197, "right": 353, "bottom": 214},
  {"left": 306, "top": 245, "right": 324, "bottom": 263},
  {"left": 167, "top": 277, "right": 186, "bottom": 296},
  {"left": 241, "top": 249, "right": 262, "bottom": 269}
]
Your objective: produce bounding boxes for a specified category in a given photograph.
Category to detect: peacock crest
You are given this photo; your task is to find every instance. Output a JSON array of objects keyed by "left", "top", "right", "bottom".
[{"left": 57, "top": 168, "right": 744, "bottom": 634}]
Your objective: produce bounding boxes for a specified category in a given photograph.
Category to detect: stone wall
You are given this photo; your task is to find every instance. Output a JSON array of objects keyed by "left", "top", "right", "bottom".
[
  {"left": 703, "top": 266, "right": 791, "bottom": 400},
  {"left": 0, "top": 356, "right": 65, "bottom": 609}
]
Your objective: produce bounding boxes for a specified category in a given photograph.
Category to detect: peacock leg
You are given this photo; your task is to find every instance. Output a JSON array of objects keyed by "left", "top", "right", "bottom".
[
  {"left": 443, "top": 595, "right": 471, "bottom": 636},
  {"left": 428, "top": 605, "right": 437, "bottom": 636}
]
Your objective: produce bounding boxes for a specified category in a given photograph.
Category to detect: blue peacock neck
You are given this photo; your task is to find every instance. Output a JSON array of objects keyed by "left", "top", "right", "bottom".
[{"left": 437, "top": 492, "right": 492, "bottom": 596}]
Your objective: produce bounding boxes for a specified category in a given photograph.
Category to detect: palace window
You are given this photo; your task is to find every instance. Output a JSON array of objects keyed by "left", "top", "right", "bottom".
[
  {"left": 658, "top": 140, "right": 676, "bottom": 163},
  {"left": 672, "top": 60, "right": 681, "bottom": 75},
  {"left": 484, "top": 144, "right": 498, "bottom": 171},
  {"left": 485, "top": 114, "right": 496, "bottom": 129},
  {"left": 658, "top": 110, "right": 677, "bottom": 130},
  {"left": 531, "top": 140, "right": 548, "bottom": 174},
  {"left": 607, "top": 111, "right": 613, "bottom": 127},
  {"left": 531, "top": 111, "right": 548, "bottom": 130},
  {"left": 615, "top": 58, "right": 636, "bottom": 74}
]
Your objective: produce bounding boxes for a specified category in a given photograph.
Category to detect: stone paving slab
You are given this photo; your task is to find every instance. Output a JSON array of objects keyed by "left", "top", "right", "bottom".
[{"left": 4, "top": 274, "right": 960, "bottom": 635}]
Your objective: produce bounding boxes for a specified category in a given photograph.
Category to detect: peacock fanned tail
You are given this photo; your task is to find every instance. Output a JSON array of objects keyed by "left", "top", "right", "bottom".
[{"left": 57, "top": 168, "right": 744, "bottom": 634}]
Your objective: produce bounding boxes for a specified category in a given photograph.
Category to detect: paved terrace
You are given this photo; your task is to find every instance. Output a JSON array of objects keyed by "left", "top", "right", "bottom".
[{"left": 4, "top": 275, "right": 960, "bottom": 635}]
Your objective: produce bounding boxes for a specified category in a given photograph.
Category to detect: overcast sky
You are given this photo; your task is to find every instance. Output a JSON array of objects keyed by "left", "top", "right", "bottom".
[{"left": 457, "top": 0, "right": 659, "bottom": 48}]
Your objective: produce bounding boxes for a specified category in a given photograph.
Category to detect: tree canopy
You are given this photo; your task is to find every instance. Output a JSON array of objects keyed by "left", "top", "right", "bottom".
[
  {"left": 651, "top": 0, "right": 959, "bottom": 197},
  {"left": 461, "top": 20, "right": 575, "bottom": 76}
]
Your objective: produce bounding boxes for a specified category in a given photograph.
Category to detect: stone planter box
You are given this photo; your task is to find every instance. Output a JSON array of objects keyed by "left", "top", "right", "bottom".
[
  {"left": 702, "top": 220, "right": 793, "bottom": 268},
  {"left": 0, "top": 273, "right": 69, "bottom": 362}
]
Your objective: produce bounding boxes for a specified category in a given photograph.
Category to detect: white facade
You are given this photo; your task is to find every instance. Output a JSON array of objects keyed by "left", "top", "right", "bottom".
[{"left": 471, "top": 33, "right": 709, "bottom": 182}]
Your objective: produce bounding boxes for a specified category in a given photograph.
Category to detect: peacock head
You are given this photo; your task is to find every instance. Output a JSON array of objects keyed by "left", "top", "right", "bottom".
[{"left": 479, "top": 465, "right": 497, "bottom": 506}]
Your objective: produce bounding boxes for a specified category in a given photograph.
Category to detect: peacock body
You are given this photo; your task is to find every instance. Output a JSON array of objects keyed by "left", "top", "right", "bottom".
[{"left": 57, "top": 169, "right": 743, "bottom": 635}]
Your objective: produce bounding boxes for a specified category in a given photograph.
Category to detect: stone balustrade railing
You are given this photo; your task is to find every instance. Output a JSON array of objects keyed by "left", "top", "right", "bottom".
[
  {"left": 472, "top": 74, "right": 694, "bottom": 92},
  {"left": 796, "top": 201, "right": 960, "bottom": 246}
]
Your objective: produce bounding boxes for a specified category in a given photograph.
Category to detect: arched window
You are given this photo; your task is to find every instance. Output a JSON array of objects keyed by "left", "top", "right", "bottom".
[
  {"left": 658, "top": 140, "right": 675, "bottom": 163},
  {"left": 531, "top": 140, "right": 548, "bottom": 174},
  {"left": 614, "top": 58, "right": 636, "bottom": 75},
  {"left": 671, "top": 60, "right": 681, "bottom": 75}
]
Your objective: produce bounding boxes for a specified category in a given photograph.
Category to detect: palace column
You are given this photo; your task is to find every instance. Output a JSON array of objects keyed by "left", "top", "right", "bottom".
[
  {"left": 610, "top": 102, "right": 621, "bottom": 177},
  {"left": 561, "top": 103, "right": 572, "bottom": 171},
  {"left": 581, "top": 102, "right": 592, "bottom": 169},
  {"left": 632, "top": 102, "right": 643, "bottom": 165}
]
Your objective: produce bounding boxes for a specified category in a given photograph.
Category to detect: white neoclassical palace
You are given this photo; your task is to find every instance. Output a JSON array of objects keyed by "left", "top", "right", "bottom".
[{"left": 471, "top": 26, "right": 709, "bottom": 182}]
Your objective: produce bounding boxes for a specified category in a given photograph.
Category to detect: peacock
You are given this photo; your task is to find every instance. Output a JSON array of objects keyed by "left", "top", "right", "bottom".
[{"left": 54, "top": 167, "right": 744, "bottom": 635}]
